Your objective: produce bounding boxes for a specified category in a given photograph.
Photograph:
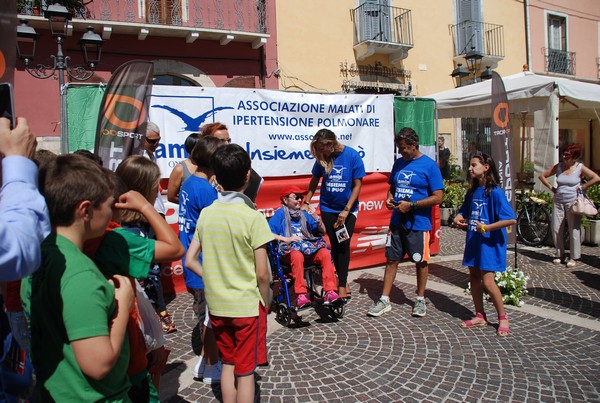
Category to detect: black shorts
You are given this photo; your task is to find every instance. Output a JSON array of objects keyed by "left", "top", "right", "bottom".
[{"left": 385, "top": 226, "right": 430, "bottom": 263}]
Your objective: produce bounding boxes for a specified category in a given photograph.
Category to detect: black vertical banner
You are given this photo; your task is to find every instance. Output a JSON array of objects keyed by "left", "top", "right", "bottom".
[
  {"left": 0, "top": 2, "right": 17, "bottom": 84},
  {"left": 94, "top": 60, "right": 154, "bottom": 170},
  {"left": 490, "top": 71, "right": 516, "bottom": 243}
]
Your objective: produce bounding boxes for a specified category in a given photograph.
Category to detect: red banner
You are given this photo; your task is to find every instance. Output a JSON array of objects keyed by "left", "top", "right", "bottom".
[{"left": 160, "top": 173, "right": 441, "bottom": 294}]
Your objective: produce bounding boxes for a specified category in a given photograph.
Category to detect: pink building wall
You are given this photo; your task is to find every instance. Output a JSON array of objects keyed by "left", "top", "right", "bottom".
[
  {"left": 528, "top": 0, "right": 600, "bottom": 81},
  {"left": 14, "top": 0, "right": 278, "bottom": 139}
]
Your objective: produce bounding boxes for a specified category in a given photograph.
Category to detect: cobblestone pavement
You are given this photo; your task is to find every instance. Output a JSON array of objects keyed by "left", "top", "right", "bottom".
[{"left": 159, "top": 227, "right": 600, "bottom": 402}]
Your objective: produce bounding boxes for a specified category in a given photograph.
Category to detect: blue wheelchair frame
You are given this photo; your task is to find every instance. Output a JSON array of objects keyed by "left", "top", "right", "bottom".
[{"left": 268, "top": 241, "right": 344, "bottom": 327}]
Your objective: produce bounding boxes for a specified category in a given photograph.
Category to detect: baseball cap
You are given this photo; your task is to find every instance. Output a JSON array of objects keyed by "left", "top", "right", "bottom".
[{"left": 279, "top": 185, "right": 307, "bottom": 200}]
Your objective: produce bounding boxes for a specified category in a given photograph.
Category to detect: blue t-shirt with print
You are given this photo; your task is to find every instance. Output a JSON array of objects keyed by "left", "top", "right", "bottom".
[
  {"left": 178, "top": 175, "right": 218, "bottom": 289},
  {"left": 311, "top": 146, "right": 366, "bottom": 213},
  {"left": 269, "top": 208, "right": 320, "bottom": 237},
  {"left": 389, "top": 154, "right": 444, "bottom": 231},
  {"left": 458, "top": 186, "right": 516, "bottom": 272}
]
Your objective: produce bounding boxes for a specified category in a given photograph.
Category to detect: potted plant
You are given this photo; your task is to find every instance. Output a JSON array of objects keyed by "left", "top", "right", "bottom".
[
  {"left": 465, "top": 266, "right": 529, "bottom": 307},
  {"left": 582, "top": 185, "right": 600, "bottom": 245},
  {"left": 441, "top": 180, "right": 467, "bottom": 225}
]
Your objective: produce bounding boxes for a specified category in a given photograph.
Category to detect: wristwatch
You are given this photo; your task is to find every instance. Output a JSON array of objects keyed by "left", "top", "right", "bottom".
[
  {"left": 303, "top": 201, "right": 310, "bottom": 206},
  {"left": 410, "top": 201, "right": 418, "bottom": 210}
]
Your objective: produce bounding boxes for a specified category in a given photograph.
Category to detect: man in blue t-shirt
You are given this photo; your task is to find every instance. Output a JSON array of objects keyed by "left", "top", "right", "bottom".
[{"left": 367, "top": 128, "right": 444, "bottom": 318}]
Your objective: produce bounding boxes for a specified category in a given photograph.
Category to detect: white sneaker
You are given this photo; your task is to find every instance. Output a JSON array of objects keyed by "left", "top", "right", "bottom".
[
  {"left": 203, "top": 361, "right": 222, "bottom": 384},
  {"left": 193, "top": 356, "right": 205, "bottom": 379}
]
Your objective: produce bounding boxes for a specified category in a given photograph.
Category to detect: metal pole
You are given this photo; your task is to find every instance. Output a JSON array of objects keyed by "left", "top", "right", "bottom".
[{"left": 55, "top": 36, "right": 69, "bottom": 155}]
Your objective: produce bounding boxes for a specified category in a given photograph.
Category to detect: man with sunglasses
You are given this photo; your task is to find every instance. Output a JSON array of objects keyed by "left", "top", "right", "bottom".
[
  {"left": 367, "top": 127, "right": 444, "bottom": 318},
  {"left": 141, "top": 122, "right": 166, "bottom": 217},
  {"left": 142, "top": 122, "right": 162, "bottom": 162}
]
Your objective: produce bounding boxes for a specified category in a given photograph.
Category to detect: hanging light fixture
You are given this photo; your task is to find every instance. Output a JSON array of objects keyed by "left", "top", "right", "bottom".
[
  {"left": 43, "top": 3, "right": 73, "bottom": 37},
  {"left": 480, "top": 66, "right": 493, "bottom": 81},
  {"left": 16, "top": 19, "right": 38, "bottom": 62},
  {"left": 79, "top": 26, "right": 103, "bottom": 68},
  {"left": 450, "top": 63, "right": 470, "bottom": 87}
]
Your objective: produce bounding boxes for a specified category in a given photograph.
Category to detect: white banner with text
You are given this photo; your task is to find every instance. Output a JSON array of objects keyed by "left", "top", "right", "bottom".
[{"left": 149, "top": 86, "right": 394, "bottom": 177}]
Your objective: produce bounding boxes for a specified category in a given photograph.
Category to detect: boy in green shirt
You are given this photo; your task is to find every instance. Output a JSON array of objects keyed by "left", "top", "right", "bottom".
[{"left": 24, "top": 154, "right": 133, "bottom": 401}]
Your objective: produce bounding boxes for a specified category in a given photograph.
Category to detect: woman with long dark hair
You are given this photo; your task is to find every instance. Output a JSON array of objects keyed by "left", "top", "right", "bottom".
[{"left": 304, "top": 129, "right": 365, "bottom": 300}]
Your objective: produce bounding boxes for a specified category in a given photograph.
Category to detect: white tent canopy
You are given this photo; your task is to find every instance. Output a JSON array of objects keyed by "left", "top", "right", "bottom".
[
  {"left": 427, "top": 71, "right": 600, "bottom": 189},
  {"left": 428, "top": 71, "right": 600, "bottom": 119}
]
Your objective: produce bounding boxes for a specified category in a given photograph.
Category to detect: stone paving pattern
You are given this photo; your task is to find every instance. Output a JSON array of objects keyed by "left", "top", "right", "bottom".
[{"left": 160, "top": 227, "right": 600, "bottom": 402}]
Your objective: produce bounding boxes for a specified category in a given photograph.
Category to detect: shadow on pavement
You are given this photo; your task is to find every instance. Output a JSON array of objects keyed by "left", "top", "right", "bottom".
[
  {"left": 579, "top": 253, "right": 600, "bottom": 268},
  {"left": 514, "top": 248, "right": 555, "bottom": 263},
  {"left": 353, "top": 276, "right": 410, "bottom": 306},
  {"left": 427, "top": 263, "right": 469, "bottom": 289},
  {"left": 527, "top": 287, "right": 600, "bottom": 318},
  {"left": 572, "top": 271, "right": 600, "bottom": 292},
  {"left": 426, "top": 289, "right": 473, "bottom": 320}
]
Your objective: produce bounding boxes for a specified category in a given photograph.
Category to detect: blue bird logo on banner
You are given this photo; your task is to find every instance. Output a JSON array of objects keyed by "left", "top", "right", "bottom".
[{"left": 152, "top": 105, "right": 233, "bottom": 131}]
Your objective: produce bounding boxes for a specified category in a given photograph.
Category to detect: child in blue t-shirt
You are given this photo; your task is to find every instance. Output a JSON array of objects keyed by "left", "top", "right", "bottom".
[
  {"left": 178, "top": 136, "right": 223, "bottom": 383},
  {"left": 453, "top": 153, "right": 516, "bottom": 337}
]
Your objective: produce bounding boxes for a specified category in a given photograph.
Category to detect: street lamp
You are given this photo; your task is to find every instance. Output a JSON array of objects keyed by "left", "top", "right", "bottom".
[
  {"left": 480, "top": 65, "right": 493, "bottom": 81},
  {"left": 450, "top": 63, "right": 469, "bottom": 87},
  {"left": 15, "top": 3, "right": 104, "bottom": 155},
  {"left": 465, "top": 46, "right": 484, "bottom": 83}
]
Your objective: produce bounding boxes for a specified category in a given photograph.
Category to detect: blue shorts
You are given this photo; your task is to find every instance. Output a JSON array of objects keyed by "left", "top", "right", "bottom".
[{"left": 385, "top": 226, "right": 430, "bottom": 263}]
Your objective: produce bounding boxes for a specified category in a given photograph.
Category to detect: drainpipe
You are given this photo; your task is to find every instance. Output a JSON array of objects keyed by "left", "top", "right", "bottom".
[{"left": 524, "top": 0, "right": 531, "bottom": 71}]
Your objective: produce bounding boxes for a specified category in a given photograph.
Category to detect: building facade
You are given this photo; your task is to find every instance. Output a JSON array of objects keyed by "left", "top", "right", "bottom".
[
  {"left": 15, "top": 0, "right": 278, "bottom": 149},
  {"left": 275, "top": 0, "right": 527, "bottom": 175}
]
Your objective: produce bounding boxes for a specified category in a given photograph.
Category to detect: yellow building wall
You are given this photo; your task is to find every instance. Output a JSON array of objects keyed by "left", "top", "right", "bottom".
[
  {"left": 276, "top": 1, "right": 526, "bottom": 94},
  {"left": 276, "top": 1, "right": 528, "bottom": 171}
]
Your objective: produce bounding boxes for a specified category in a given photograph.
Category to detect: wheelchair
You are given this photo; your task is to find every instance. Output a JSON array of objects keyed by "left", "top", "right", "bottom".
[{"left": 268, "top": 241, "right": 344, "bottom": 327}]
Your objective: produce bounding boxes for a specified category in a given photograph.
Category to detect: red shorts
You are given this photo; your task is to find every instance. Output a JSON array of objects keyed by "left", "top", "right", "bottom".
[{"left": 210, "top": 303, "right": 267, "bottom": 377}]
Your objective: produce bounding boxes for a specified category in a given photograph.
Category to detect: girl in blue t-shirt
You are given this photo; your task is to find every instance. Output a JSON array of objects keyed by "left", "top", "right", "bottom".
[
  {"left": 304, "top": 129, "right": 366, "bottom": 301},
  {"left": 453, "top": 153, "right": 516, "bottom": 337}
]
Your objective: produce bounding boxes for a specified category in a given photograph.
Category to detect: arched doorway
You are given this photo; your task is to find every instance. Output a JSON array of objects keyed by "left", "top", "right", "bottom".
[{"left": 152, "top": 60, "right": 216, "bottom": 87}]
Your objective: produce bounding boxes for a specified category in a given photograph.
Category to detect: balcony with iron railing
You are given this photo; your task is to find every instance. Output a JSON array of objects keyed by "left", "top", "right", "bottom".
[
  {"left": 543, "top": 48, "right": 575, "bottom": 76},
  {"left": 17, "top": 0, "right": 268, "bottom": 47},
  {"left": 450, "top": 20, "right": 504, "bottom": 69},
  {"left": 350, "top": 3, "right": 413, "bottom": 65}
]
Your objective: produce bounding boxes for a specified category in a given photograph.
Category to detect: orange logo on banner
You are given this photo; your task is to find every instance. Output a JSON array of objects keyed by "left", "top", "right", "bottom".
[
  {"left": 103, "top": 93, "right": 146, "bottom": 130},
  {"left": 0, "top": 50, "right": 6, "bottom": 79},
  {"left": 493, "top": 102, "right": 509, "bottom": 129}
]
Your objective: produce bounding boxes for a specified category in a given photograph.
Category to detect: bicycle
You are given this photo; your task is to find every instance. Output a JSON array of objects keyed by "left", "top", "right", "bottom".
[{"left": 516, "top": 191, "right": 551, "bottom": 247}]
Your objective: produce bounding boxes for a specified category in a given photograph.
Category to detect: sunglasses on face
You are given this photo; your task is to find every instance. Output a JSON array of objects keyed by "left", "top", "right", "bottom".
[
  {"left": 286, "top": 194, "right": 303, "bottom": 201},
  {"left": 145, "top": 137, "right": 161, "bottom": 145}
]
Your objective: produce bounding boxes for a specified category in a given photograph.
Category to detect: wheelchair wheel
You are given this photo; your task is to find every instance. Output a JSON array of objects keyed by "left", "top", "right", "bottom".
[
  {"left": 275, "top": 302, "right": 292, "bottom": 327},
  {"left": 329, "top": 302, "right": 345, "bottom": 319},
  {"left": 517, "top": 204, "right": 550, "bottom": 246}
]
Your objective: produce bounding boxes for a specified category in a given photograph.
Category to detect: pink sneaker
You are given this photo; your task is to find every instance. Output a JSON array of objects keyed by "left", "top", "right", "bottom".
[
  {"left": 323, "top": 290, "right": 340, "bottom": 305},
  {"left": 296, "top": 294, "right": 311, "bottom": 310}
]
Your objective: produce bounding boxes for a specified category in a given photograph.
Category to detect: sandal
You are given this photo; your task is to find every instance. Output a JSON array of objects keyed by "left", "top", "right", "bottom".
[
  {"left": 566, "top": 259, "right": 576, "bottom": 268},
  {"left": 497, "top": 313, "right": 510, "bottom": 337},
  {"left": 459, "top": 312, "right": 487, "bottom": 328}
]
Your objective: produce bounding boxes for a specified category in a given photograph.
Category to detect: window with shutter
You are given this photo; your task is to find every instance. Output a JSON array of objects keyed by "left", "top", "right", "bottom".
[
  {"left": 456, "top": 0, "right": 483, "bottom": 54},
  {"left": 146, "top": 0, "right": 182, "bottom": 25},
  {"left": 359, "top": 0, "right": 392, "bottom": 42}
]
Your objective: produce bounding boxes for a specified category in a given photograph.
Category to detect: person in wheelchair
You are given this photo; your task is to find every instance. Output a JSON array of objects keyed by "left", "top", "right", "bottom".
[{"left": 269, "top": 185, "right": 340, "bottom": 310}]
